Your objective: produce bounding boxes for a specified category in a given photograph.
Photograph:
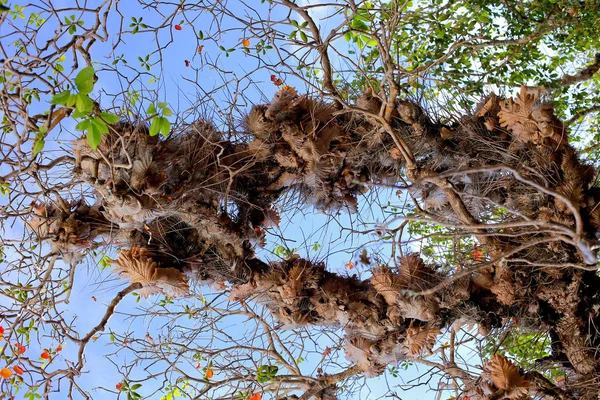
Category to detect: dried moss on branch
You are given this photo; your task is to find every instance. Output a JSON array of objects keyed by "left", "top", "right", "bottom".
[{"left": 31, "top": 85, "right": 600, "bottom": 397}]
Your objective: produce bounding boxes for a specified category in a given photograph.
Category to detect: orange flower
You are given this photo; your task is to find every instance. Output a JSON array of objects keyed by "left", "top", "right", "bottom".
[
  {"left": 196, "top": 362, "right": 201, "bottom": 369},
  {"left": 249, "top": 394, "right": 261, "bottom": 400},
  {"left": 471, "top": 249, "right": 483, "bottom": 262},
  {"left": 205, "top": 368, "right": 214, "bottom": 379},
  {"left": 174, "top": 24, "right": 182, "bottom": 31},
  {"left": 0, "top": 368, "right": 12, "bottom": 379},
  {"left": 345, "top": 261, "right": 354, "bottom": 270},
  {"left": 0, "top": 336, "right": 3, "bottom": 342},
  {"left": 41, "top": 351, "right": 50, "bottom": 359},
  {"left": 13, "top": 365, "right": 24, "bottom": 375},
  {"left": 56, "top": 345, "right": 63, "bottom": 352},
  {"left": 321, "top": 347, "right": 331, "bottom": 356},
  {"left": 14, "top": 343, "right": 25, "bottom": 354},
  {"left": 116, "top": 382, "right": 123, "bottom": 391},
  {"left": 242, "top": 39, "right": 250, "bottom": 47}
]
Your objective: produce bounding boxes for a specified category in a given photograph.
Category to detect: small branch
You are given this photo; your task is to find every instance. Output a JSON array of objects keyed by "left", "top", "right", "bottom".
[
  {"left": 297, "top": 364, "right": 362, "bottom": 400},
  {"left": 280, "top": 0, "right": 339, "bottom": 98},
  {"left": 569, "top": 104, "right": 600, "bottom": 128},
  {"left": 555, "top": 53, "right": 600, "bottom": 88},
  {"left": 76, "top": 283, "right": 141, "bottom": 368},
  {"left": 524, "top": 371, "right": 576, "bottom": 400}
]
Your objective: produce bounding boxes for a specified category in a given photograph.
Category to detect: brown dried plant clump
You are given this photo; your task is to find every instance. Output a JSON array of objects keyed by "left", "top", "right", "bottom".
[{"left": 29, "top": 84, "right": 600, "bottom": 389}]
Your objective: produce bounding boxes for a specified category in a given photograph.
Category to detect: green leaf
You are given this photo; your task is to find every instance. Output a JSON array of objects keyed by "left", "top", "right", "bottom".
[
  {"left": 71, "top": 110, "right": 88, "bottom": 118},
  {"left": 162, "top": 108, "right": 172, "bottom": 117},
  {"left": 159, "top": 117, "right": 171, "bottom": 137},
  {"left": 477, "top": 13, "right": 491, "bottom": 24},
  {"left": 157, "top": 101, "right": 167, "bottom": 109},
  {"left": 32, "top": 139, "right": 45, "bottom": 156},
  {"left": 299, "top": 31, "right": 308, "bottom": 42},
  {"left": 51, "top": 90, "right": 71, "bottom": 105},
  {"left": 350, "top": 18, "right": 368, "bottom": 31},
  {"left": 75, "top": 93, "right": 94, "bottom": 114},
  {"left": 87, "top": 122, "right": 103, "bottom": 150},
  {"left": 365, "top": 38, "right": 377, "bottom": 47},
  {"left": 67, "top": 93, "right": 77, "bottom": 107},
  {"left": 147, "top": 103, "right": 157, "bottom": 115},
  {"left": 100, "top": 112, "right": 120, "bottom": 124},
  {"left": 74, "top": 67, "right": 95, "bottom": 94},
  {"left": 91, "top": 117, "right": 109, "bottom": 134},
  {"left": 75, "top": 119, "right": 91, "bottom": 131},
  {"left": 149, "top": 117, "right": 160, "bottom": 136},
  {"left": 198, "top": 30, "right": 204, "bottom": 40}
]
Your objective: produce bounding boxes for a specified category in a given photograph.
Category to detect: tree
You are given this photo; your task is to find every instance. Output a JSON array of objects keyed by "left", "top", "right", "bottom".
[{"left": 1, "top": 0, "right": 600, "bottom": 399}]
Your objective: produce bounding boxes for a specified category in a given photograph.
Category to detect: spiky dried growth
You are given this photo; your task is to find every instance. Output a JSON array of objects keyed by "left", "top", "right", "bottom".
[
  {"left": 498, "top": 85, "right": 564, "bottom": 145},
  {"left": 113, "top": 247, "right": 189, "bottom": 298},
  {"left": 371, "top": 265, "right": 404, "bottom": 305},
  {"left": 402, "top": 324, "right": 440, "bottom": 357},
  {"left": 482, "top": 354, "right": 529, "bottom": 398}
]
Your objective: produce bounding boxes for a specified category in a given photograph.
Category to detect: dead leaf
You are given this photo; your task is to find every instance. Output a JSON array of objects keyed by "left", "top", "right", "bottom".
[
  {"left": 483, "top": 354, "right": 529, "bottom": 397},
  {"left": 113, "top": 247, "right": 189, "bottom": 298}
]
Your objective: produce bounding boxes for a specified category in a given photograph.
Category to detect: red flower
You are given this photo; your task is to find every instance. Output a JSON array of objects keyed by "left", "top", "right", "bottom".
[
  {"left": 249, "top": 394, "right": 262, "bottom": 400},
  {"left": 185, "top": 60, "right": 190, "bottom": 67},
  {"left": 56, "top": 345, "right": 63, "bottom": 352},
  {"left": 0, "top": 326, "right": 4, "bottom": 334},
  {"left": 270, "top": 74, "right": 276, "bottom": 82},
  {"left": 41, "top": 351, "right": 50, "bottom": 359},
  {"left": 116, "top": 382, "right": 123, "bottom": 391},
  {"left": 174, "top": 25, "right": 182, "bottom": 31},
  {"left": 14, "top": 343, "right": 26, "bottom": 354},
  {"left": 13, "top": 365, "right": 24, "bottom": 375}
]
